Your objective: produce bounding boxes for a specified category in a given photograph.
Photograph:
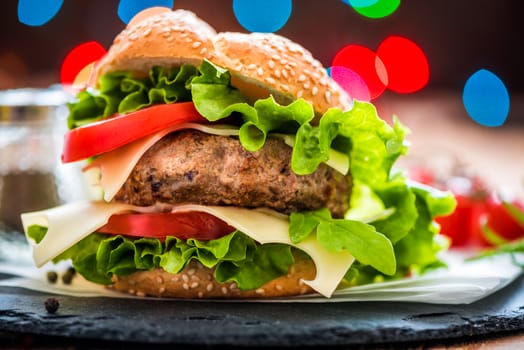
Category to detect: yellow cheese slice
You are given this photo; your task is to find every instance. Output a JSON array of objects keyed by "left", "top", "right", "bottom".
[{"left": 21, "top": 201, "right": 354, "bottom": 297}]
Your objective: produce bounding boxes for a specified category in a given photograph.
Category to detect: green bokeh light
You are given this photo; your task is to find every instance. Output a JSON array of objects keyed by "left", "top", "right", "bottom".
[{"left": 351, "top": 0, "right": 400, "bottom": 19}]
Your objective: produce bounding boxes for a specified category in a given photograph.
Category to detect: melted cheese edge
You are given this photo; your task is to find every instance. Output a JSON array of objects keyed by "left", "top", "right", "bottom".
[
  {"left": 21, "top": 202, "right": 354, "bottom": 297},
  {"left": 86, "top": 123, "right": 350, "bottom": 202}
]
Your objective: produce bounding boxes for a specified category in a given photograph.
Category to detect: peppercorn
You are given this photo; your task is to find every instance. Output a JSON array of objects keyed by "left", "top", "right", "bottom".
[
  {"left": 44, "top": 298, "right": 59, "bottom": 314},
  {"left": 62, "top": 267, "right": 76, "bottom": 285},
  {"left": 46, "top": 271, "right": 58, "bottom": 284}
]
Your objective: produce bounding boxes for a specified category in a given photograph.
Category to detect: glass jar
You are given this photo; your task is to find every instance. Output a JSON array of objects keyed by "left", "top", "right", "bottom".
[{"left": 0, "top": 87, "right": 76, "bottom": 233}]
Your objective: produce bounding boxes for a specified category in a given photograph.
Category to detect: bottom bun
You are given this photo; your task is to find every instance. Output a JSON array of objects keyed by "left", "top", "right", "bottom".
[{"left": 110, "top": 258, "right": 316, "bottom": 298}]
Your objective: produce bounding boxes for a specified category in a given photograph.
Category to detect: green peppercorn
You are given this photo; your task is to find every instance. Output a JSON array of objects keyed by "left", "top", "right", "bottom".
[{"left": 46, "top": 271, "right": 58, "bottom": 284}]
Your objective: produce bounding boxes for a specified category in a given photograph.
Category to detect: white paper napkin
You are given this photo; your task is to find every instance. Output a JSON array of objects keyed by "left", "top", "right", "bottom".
[{"left": 0, "top": 249, "right": 521, "bottom": 304}]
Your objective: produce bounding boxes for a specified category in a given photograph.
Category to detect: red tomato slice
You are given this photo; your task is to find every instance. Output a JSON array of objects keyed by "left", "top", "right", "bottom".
[
  {"left": 97, "top": 212, "right": 236, "bottom": 241},
  {"left": 62, "top": 102, "right": 207, "bottom": 163}
]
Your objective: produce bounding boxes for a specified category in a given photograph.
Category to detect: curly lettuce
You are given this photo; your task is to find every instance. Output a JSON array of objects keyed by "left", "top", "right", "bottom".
[{"left": 27, "top": 226, "right": 294, "bottom": 290}]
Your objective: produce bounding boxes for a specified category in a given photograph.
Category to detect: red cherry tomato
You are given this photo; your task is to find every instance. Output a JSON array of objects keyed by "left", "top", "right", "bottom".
[
  {"left": 62, "top": 102, "right": 206, "bottom": 163},
  {"left": 436, "top": 194, "right": 486, "bottom": 247},
  {"left": 97, "top": 211, "right": 236, "bottom": 241},
  {"left": 475, "top": 193, "right": 524, "bottom": 244}
]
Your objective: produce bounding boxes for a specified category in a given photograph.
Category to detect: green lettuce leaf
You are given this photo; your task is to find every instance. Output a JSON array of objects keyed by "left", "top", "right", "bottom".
[
  {"left": 67, "top": 65, "right": 197, "bottom": 129},
  {"left": 289, "top": 209, "right": 396, "bottom": 276},
  {"left": 49, "top": 229, "right": 294, "bottom": 290}
]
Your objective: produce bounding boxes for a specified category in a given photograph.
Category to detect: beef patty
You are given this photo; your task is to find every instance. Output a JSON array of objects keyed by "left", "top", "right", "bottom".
[{"left": 114, "top": 130, "right": 351, "bottom": 217}]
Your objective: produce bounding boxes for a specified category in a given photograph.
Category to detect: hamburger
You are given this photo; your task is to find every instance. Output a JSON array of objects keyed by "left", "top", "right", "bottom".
[{"left": 21, "top": 8, "right": 455, "bottom": 299}]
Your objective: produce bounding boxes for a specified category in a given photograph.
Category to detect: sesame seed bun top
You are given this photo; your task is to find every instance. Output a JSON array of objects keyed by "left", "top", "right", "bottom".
[
  {"left": 92, "top": 9, "right": 353, "bottom": 116},
  {"left": 93, "top": 9, "right": 217, "bottom": 81},
  {"left": 212, "top": 31, "right": 353, "bottom": 115}
]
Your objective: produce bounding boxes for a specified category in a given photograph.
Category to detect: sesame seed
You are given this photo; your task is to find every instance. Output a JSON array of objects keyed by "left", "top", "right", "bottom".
[
  {"left": 282, "top": 69, "right": 289, "bottom": 79},
  {"left": 190, "top": 282, "right": 200, "bottom": 289},
  {"left": 298, "top": 74, "right": 306, "bottom": 82},
  {"left": 281, "top": 84, "right": 289, "bottom": 91},
  {"left": 162, "top": 31, "right": 171, "bottom": 37},
  {"left": 171, "top": 276, "right": 179, "bottom": 283},
  {"left": 184, "top": 37, "right": 192, "bottom": 43},
  {"left": 247, "top": 63, "right": 257, "bottom": 70},
  {"left": 229, "top": 283, "right": 237, "bottom": 290},
  {"left": 167, "top": 37, "right": 174, "bottom": 43},
  {"left": 143, "top": 28, "right": 152, "bottom": 37},
  {"left": 128, "top": 288, "right": 135, "bottom": 295},
  {"left": 325, "top": 91, "right": 332, "bottom": 103},
  {"left": 303, "top": 82, "right": 311, "bottom": 89},
  {"left": 268, "top": 60, "right": 275, "bottom": 68},
  {"left": 183, "top": 283, "right": 190, "bottom": 290},
  {"left": 275, "top": 284, "right": 283, "bottom": 291},
  {"left": 200, "top": 47, "right": 207, "bottom": 55},
  {"left": 297, "top": 90, "right": 304, "bottom": 98},
  {"left": 155, "top": 276, "right": 164, "bottom": 284},
  {"left": 255, "top": 288, "right": 265, "bottom": 295},
  {"left": 187, "top": 268, "right": 196, "bottom": 276},
  {"left": 192, "top": 41, "right": 202, "bottom": 48},
  {"left": 266, "top": 77, "right": 276, "bottom": 84},
  {"left": 257, "top": 67, "right": 264, "bottom": 76},
  {"left": 221, "top": 286, "right": 228, "bottom": 295},
  {"left": 206, "top": 283, "right": 214, "bottom": 292},
  {"left": 129, "top": 34, "right": 138, "bottom": 41},
  {"left": 198, "top": 291, "right": 204, "bottom": 298},
  {"left": 158, "top": 287, "right": 166, "bottom": 294},
  {"left": 273, "top": 69, "right": 281, "bottom": 78},
  {"left": 136, "top": 291, "right": 146, "bottom": 297},
  {"left": 312, "top": 86, "right": 318, "bottom": 96}
]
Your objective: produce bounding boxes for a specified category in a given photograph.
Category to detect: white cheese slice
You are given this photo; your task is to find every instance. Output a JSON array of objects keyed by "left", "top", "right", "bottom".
[
  {"left": 21, "top": 201, "right": 354, "bottom": 297},
  {"left": 86, "top": 123, "right": 349, "bottom": 202}
]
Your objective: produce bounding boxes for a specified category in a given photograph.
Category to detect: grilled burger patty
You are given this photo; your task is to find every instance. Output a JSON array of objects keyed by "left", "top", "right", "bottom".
[{"left": 114, "top": 130, "right": 352, "bottom": 217}]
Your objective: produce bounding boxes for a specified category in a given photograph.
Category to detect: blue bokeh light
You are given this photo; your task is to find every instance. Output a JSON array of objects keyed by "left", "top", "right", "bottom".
[
  {"left": 17, "top": 0, "right": 64, "bottom": 26},
  {"left": 117, "top": 0, "right": 174, "bottom": 24},
  {"left": 233, "top": 0, "right": 292, "bottom": 33},
  {"left": 463, "top": 69, "right": 510, "bottom": 127}
]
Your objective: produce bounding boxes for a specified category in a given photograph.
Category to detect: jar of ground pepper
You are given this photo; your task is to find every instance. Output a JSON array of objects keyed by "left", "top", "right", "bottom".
[{"left": 0, "top": 87, "right": 72, "bottom": 233}]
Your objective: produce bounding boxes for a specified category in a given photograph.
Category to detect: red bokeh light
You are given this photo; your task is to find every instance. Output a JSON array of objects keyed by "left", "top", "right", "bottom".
[
  {"left": 60, "top": 41, "right": 106, "bottom": 92},
  {"left": 332, "top": 44, "right": 387, "bottom": 100},
  {"left": 376, "top": 35, "right": 429, "bottom": 93}
]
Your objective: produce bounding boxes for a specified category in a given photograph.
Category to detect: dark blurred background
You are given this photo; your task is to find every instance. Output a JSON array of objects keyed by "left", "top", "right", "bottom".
[{"left": 0, "top": 1, "right": 522, "bottom": 89}]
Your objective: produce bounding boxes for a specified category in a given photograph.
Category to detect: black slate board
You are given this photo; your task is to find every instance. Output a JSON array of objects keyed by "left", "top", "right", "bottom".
[{"left": 1, "top": 273, "right": 524, "bottom": 348}]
